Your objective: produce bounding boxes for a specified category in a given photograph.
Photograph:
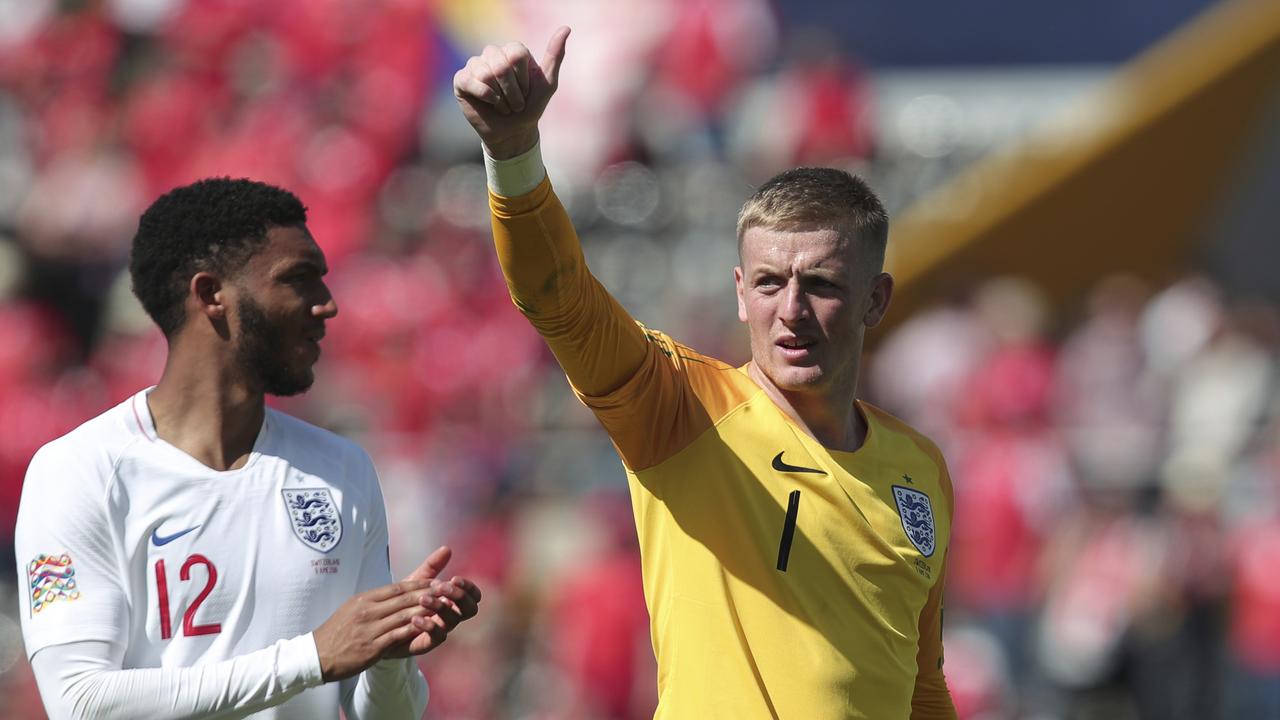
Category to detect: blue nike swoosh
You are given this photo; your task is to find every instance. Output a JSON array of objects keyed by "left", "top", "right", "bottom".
[{"left": 152, "top": 525, "right": 200, "bottom": 546}]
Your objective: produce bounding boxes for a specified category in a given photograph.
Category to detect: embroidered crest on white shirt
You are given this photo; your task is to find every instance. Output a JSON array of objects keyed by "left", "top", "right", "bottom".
[{"left": 282, "top": 489, "right": 342, "bottom": 553}]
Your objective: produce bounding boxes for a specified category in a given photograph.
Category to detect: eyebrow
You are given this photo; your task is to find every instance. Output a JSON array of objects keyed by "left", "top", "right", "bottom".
[{"left": 275, "top": 257, "right": 329, "bottom": 277}]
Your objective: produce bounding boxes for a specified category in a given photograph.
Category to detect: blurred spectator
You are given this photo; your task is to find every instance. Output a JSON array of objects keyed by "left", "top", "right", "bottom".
[
  {"left": 1223, "top": 356, "right": 1280, "bottom": 717},
  {"left": 1054, "top": 275, "right": 1165, "bottom": 493},
  {"left": 1226, "top": 512, "right": 1280, "bottom": 717},
  {"left": 868, "top": 288, "right": 992, "bottom": 446},
  {"left": 727, "top": 28, "right": 874, "bottom": 179},
  {"left": 946, "top": 278, "right": 1074, "bottom": 698},
  {"left": 942, "top": 624, "right": 1016, "bottom": 720},
  {"left": 542, "top": 494, "right": 652, "bottom": 719},
  {"left": 1034, "top": 495, "right": 1167, "bottom": 719}
]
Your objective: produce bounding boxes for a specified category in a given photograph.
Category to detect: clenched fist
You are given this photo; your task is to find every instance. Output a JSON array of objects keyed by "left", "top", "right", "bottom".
[{"left": 453, "top": 26, "right": 570, "bottom": 159}]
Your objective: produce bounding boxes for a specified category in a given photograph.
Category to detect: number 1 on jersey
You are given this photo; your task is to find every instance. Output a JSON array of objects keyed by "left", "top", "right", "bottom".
[
  {"left": 777, "top": 490, "right": 801, "bottom": 572},
  {"left": 155, "top": 555, "right": 222, "bottom": 640}
]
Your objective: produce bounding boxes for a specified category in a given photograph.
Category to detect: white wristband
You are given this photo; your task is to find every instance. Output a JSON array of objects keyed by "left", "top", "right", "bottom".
[{"left": 483, "top": 142, "right": 547, "bottom": 197}]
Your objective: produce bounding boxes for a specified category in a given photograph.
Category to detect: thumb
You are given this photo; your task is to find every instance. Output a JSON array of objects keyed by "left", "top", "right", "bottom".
[
  {"left": 405, "top": 545, "right": 452, "bottom": 581},
  {"left": 540, "top": 26, "right": 571, "bottom": 87}
]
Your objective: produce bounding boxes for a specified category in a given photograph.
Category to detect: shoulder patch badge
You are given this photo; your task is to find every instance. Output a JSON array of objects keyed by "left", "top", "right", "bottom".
[
  {"left": 28, "top": 553, "right": 80, "bottom": 615},
  {"left": 891, "top": 485, "right": 936, "bottom": 557},
  {"left": 282, "top": 488, "right": 342, "bottom": 553}
]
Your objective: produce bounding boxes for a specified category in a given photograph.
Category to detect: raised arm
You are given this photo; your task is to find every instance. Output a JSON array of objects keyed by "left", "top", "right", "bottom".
[{"left": 453, "top": 28, "right": 650, "bottom": 398}]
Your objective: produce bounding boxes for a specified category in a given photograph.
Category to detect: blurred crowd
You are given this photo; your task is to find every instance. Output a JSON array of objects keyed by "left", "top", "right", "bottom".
[
  {"left": 0, "top": 2, "right": 1276, "bottom": 719},
  {"left": 871, "top": 275, "right": 1280, "bottom": 720}
]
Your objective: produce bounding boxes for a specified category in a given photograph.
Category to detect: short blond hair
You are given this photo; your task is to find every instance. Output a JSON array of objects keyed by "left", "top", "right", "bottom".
[{"left": 736, "top": 167, "right": 889, "bottom": 267}]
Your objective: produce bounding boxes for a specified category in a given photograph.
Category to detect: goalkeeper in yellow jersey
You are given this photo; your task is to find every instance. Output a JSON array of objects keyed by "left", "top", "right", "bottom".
[{"left": 454, "top": 27, "right": 957, "bottom": 719}]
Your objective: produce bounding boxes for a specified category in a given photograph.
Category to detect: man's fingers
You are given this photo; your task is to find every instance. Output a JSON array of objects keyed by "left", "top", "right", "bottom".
[
  {"left": 412, "top": 615, "right": 449, "bottom": 647},
  {"left": 406, "top": 545, "right": 452, "bottom": 583},
  {"left": 457, "top": 58, "right": 513, "bottom": 114},
  {"left": 446, "top": 577, "right": 480, "bottom": 620},
  {"left": 377, "top": 620, "right": 423, "bottom": 652},
  {"left": 481, "top": 45, "right": 525, "bottom": 113},
  {"left": 373, "top": 601, "right": 431, "bottom": 638},
  {"left": 451, "top": 576, "right": 483, "bottom": 605},
  {"left": 422, "top": 579, "right": 469, "bottom": 604},
  {"left": 502, "top": 42, "right": 531, "bottom": 98},
  {"left": 424, "top": 546, "right": 453, "bottom": 579},
  {"left": 453, "top": 68, "right": 503, "bottom": 108},
  {"left": 540, "top": 26, "right": 570, "bottom": 88},
  {"left": 428, "top": 603, "right": 463, "bottom": 631},
  {"left": 429, "top": 578, "right": 479, "bottom": 604},
  {"left": 364, "top": 578, "right": 430, "bottom": 603},
  {"left": 365, "top": 591, "right": 431, "bottom": 625},
  {"left": 419, "top": 577, "right": 479, "bottom": 623}
]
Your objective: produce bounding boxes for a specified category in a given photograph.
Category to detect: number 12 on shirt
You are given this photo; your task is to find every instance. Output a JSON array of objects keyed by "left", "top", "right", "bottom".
[{"left": 155, "top": 555, "right": 222, "bottom": 640}]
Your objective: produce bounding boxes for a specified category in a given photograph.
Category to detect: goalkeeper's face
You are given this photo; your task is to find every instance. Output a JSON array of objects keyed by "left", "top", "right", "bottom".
[
  {"left": 230, "top": 225, "right": 338, "bottom": 397},
  {"left": 735, "top": 225, "right": 891, "bottom": 399}
]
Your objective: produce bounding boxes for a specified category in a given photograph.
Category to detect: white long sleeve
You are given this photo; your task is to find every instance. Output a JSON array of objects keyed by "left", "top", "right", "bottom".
[
  {"left": 340, "top": 657, "right": 428, "bottom": 720},
  {"left": 30, "top": 635, "right": 323, "bottom": 720},
  {"left": 31, "top": 636, "right": 428, "bottom": 720},
  {"left": 18, "top": 395, "right": 430, "bottom": 720}
]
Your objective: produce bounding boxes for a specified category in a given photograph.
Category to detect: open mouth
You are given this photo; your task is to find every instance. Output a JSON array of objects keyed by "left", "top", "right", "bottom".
[
  {"left": 776, "top": 337, "right": 816, "bottom": 358},
  {"left": 777, "top": 337, "right": 814, "bottom": 349}
]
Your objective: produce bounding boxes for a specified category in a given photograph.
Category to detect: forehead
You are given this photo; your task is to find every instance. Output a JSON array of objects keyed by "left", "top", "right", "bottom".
[
  {"left": 244, "top": 225, "right": 325, "bottom": 271},
  {"left": 739, "top": 226, "right": 855, "bottom": 269}
]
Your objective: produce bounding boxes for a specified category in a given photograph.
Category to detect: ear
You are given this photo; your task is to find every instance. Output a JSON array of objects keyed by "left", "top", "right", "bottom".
[
  {"left": 735, "top": 266, "right": 748, "bottom": 323},
  {"left": 191, "top": 272, "right": 228, "bottom": 322},
  {"left": 863, "top": 272, "right": 894, "bottom": 328}
]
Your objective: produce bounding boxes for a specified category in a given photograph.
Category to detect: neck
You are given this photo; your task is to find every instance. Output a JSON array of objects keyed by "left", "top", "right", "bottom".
[
  {"left": 747, "top": 362, "right": 866, "bottom": 452},
  {"left": 147, "top": 337, "right": 265, "bottom": 471}
]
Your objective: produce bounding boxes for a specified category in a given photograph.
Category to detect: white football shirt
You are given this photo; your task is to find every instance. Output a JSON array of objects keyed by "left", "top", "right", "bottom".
[{"left": 16, "top": 388, "right": 427, "bottom": 719}]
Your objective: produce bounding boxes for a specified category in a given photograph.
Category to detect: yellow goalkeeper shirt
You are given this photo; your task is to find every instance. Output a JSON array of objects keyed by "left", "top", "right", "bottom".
[{"left": 491, "top": 178, "right": 956, "bottom": 719}]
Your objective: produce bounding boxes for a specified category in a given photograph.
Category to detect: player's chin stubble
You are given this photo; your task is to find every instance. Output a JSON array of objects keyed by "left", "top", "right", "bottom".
[{"left": 235, "top": 296, "right": 314, "bottom": 397}]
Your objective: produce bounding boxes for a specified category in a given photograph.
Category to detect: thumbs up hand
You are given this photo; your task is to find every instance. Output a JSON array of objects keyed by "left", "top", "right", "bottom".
[{"left": 453, "top": 26, "right": 571, "bottom": 160}]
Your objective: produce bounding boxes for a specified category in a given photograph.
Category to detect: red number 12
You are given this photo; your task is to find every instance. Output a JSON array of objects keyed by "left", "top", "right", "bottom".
[{"left": 155, "top": 554, "right": 222, "bottom": 640}]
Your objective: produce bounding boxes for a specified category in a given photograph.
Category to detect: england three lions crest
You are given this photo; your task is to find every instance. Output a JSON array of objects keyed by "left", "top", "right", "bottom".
[
  {"left": 282, "top": 489, "right": 342, "bottom": 553},
  {"left": 891, "top": 485, "right": 936, "bottom": 557}
]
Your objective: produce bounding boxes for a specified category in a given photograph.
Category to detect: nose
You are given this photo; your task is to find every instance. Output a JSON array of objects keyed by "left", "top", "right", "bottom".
[
  {"left": 778, "top": 280, "right": 809, "bottom": 326},
  {"left": 312, "top": 283, "right": 339, "bottom": 319}
]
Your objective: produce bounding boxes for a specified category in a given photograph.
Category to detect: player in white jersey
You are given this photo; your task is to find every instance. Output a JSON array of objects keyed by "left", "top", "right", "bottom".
[{"left": 15, "top": 178, "right": 481, "bottom": 719}]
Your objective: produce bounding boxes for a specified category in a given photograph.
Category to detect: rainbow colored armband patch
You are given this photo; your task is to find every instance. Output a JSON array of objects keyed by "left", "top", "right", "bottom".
[{"left": 28, "top": 553, "right": 81, "bottom": 614}]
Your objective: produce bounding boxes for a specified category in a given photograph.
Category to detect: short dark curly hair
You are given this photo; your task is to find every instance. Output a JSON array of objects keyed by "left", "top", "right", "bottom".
[{"left": 130, "top": 177, "right": 308, "bottom": 337}]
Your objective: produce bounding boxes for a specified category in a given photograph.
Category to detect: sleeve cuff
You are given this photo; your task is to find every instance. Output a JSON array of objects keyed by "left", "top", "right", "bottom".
[
  {"left": 281, "top": 633, "right": 325, "bottom": 690},
  {"left": 366, "top": 656, "right": 413, "bottom": 682},
  {"left": 484, "top": 142, "right": 547, "bottom": 198},
  {"left": 366, "top": 656, "right": 430, "bottom": 709}
]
